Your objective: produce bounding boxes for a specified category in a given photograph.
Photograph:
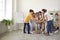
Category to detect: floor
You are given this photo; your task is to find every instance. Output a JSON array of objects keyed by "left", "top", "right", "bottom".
[{"left": 0, "top": 30, "right": 60, "bottom": 40}]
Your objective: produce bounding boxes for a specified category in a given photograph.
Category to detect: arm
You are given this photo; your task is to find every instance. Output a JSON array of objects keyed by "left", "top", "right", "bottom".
[
  {"left": 40, "top": 13, "right": 44, "bottom": 20},
  {"left": 38, "top": 13, "right": 44, "bottom": 23},
  {"left": 45, "top": 14, "right": 48, "bottom": 23}
]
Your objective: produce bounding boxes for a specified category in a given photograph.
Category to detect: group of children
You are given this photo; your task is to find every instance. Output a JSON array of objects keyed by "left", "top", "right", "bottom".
[{"left": 23, "top": 9, "right": 59, "bottom": 36}]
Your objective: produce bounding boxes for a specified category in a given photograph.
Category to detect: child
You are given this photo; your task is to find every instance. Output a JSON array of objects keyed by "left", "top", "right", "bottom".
[
  {"left": 41, "top": 9, "right": 48, "bottom": 33},
  {"left": 34, "top": 12, "right": 41, "bottom": 33},
  {"left": 29, "top": 13, "right": 35, "bottom": 33},
  {"left": 38, "top": 11, "right": 45, "bottom": 33},
  {"left": 42, "top": 9, "right": 53, "bottom": 35},
  {"left": 54, "top": 13, "right": 59, "bottom": 33},
  {"left": 23, "top": 9, "right": 34, "bottom": 34},
  {"left": 37, "top": 11, "right": 43, "bottom": 33},
  {"left": 30, "top": 12, "right": 40, "bottom": 34}
]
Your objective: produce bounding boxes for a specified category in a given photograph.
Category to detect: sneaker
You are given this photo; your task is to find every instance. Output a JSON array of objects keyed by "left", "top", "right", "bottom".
[
  {"left": 28, "top": 33, "right": 32, "bottom": 34},
  {"left": 44, "top": 33, "right": 50, "bottom": 36},
  {"left": 24, "top": 32, "right": 26, "bottom": 33},
  {"left": 49, "top": 33, "right": 53, "bottom": 35},
  {"left": 42, "top": 32, "right": 45, "bottom": 34},
  {"left": 30, "top": 32, "right": 34, "bottom": 34},
  {"left": 24, "top": 32, "right": 26, "bottom": 34},
  {"left": 54, "top": 30, "right": 58, "bottom": 34}
]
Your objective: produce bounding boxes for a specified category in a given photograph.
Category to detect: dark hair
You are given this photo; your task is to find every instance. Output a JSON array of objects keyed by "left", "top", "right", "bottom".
[
  {"left": 39, "top": 11, "right": 42, "bottom": 13},
  {"left": 55, "top": 13, "right": 59, "bottom": 16},
  {"left": 29, "top": 9, "right": 34, "bottom": 12},
  {"left": 38, "top": 11, "right": 42, "bottom": 15},
  {"left": 42, "top": 9, "right": 47, "bottom": 13},
  {"left": 35, "top": 12, "right": 39, "bottom": 16},
  {"left": 32, "top": 13, "right": 35, "bottom": 18},
  {"left": 36, "top": 12, "right": 39, "bottom": 14}
]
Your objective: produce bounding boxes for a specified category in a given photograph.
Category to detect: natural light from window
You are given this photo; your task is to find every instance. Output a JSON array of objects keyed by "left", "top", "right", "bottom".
[
  {"left": 5, "top": 0, "right": 12, "bottom": 20},
  {"left": 0, "top": 0, "right": 12, "bottom": 21},
  {"left": 0, "top": 0, "right": 5, "bottom": 21}
]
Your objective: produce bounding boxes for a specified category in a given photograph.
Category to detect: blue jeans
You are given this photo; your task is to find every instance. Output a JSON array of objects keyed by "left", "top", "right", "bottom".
[
  {"left": 23, "top": 23, "right": 30, "bottom": 33},
  {"left": 47, "top": 20, "right": 52, "bottom": 34}
]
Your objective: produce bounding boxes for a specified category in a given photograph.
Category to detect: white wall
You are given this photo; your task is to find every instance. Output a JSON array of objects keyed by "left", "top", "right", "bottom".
[
  {"left": 17, "top": 0, "right": 60, "bottom": 13},
  {"left": 14, "top": 0, "right": 60, "bottom": 23}
]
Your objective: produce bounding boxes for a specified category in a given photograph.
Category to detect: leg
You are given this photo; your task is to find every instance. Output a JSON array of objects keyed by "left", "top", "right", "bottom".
[
  {"left": 56, "top": 27, "right": 59, "bottom": 30},
  {"left": 45, "top": 22, "right": 47, "bottom": 33},
  {"left": 29, "top": 20, "right": 33, "bottom": 33},
  {"left": 33, "top": 22, "right": 38, "bottom": 33},
  {"left": 27, "top": 23, "right": 31, "bottom": 34},
  {"left": 47, "top": 21, "right": 52, "bottom": 35},
  {"left": 41, "top": 22, "right": 45, "bottom": 33},
  {"left": 37, "top": 24, "right": 41, "bottom": 33},
  {"left": 37, "top": 24, "right": 40, "bottom": 30},
  {"left": 46, "top": 22, "right": 50, "bottom": 35},
  {"left": 56, "top": 21, "right": 59, "bottom": 30},
  {"left": 23, "top": 23, "right": 26, "bottom": 33}
]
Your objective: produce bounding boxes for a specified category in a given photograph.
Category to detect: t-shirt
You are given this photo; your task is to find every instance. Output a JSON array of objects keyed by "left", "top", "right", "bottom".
[
  {"left": 44, "top": 13, "right": 53, "bottom": 21},
  {"left": 54, "top": 15, "right": 58, "bottom": 21},
  {"left": 24, "top": 13, "right": 33, "bottom": 23}
]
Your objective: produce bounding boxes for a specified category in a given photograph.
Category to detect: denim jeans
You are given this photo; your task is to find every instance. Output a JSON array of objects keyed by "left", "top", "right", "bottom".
[
  {"left": 23, "top": 23, "right": 30, "bottom": 33},
  {"left": 47, "top": 20, "right": 52, "bottom": 34}
]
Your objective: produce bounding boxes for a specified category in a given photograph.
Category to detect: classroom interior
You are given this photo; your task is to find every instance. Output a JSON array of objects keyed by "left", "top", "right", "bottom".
[{"left": 0, "top": 0, "right": 60, "bottom": 40}]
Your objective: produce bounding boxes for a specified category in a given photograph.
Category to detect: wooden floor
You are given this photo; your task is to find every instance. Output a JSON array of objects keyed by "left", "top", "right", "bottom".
[{"left": 0, "top": 30, "right": 60, "bottom": 40}]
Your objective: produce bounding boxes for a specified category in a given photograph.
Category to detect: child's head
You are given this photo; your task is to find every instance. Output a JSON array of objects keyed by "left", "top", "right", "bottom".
[
  {"left": 29, "top": 9, "right": 34, "bottom": 14},
  {"left": 35, "top": 12, "right": 39, "bottom": 17},
  {"left": 32, "top": 13, "right": 35, "bottom": 18},
  {"left": 55, "top": 13, "right": 59, "bottom": 16},
  {"left": 42, "top": 9, "right": 47, "bottom": 14},
  {"left": 39, "top": 11, "right": 42, "bottom": 15}
]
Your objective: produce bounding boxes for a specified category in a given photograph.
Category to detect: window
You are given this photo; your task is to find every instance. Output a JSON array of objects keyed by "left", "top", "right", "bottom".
[
  {"left": 0, "top": 0, "right": 5, "bottom": 21},
  {"left": 5, "top": 0, "right": 12, "bottom": 20},
  {"left": 0, "top": 0, "right": 12, "bottom": 21}
]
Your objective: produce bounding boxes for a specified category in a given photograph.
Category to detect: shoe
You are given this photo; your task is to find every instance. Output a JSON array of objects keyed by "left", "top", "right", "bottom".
[
  {"left": 49, "top": 33, "right": 53, "bottom": 36},
  {"left": 54, "top": 30, "right": 58, "bottom": 34},
  {"left": 42, "top": 31, "right": 45, "bottom": 34},
  {"left": 44, "top": 33, "right": 50, "bottom": 36},
  {"left": 31, "top": 32, "right": 33, "bottom": 34},
  {"left": 24, "top": 32, "right": 26, "bottom": 33},
  {"left": 28, "top": 33, "right": 32, "bottom": 34}
]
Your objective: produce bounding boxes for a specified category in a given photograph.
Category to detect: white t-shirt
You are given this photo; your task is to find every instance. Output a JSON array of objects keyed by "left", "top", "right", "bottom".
[{"left": 44, "top": 13, "right": 53, "bottom": 21}]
